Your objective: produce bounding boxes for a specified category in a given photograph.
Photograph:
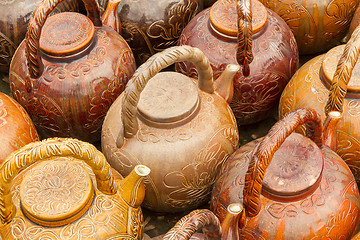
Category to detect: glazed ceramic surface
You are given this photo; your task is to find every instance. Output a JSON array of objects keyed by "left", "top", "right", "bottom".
[
  {"left": 102, "top": 45, "right": 239, "bottom": 213},
  {"left": 211, "top": 108, "right": 360, "bottom": 239},
  {"left": 9, "top": 0, "right": 136, "bottom": 142},
  {"left": 176, "top": 0, "right": 298, "bottom": 125},
  {"left": 0, "top": 138, "right": 150, "bottom": 239},
  {"left": 0, "top": 0, "right": 78, "bottom": 73}
]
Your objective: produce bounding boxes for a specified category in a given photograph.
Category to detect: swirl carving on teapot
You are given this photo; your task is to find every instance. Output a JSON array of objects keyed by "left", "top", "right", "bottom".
[{"left": 0, "top": 32, "right": 16, "bottom": 68}]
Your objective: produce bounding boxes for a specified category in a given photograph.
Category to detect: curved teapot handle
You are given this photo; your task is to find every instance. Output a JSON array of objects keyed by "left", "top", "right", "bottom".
[
  {"left": 325, "top": 25, "right": 360, "bottom": 115},
  {"left": 0, "top": 138, "right": 117, "bottom": 224},
  {"left": 243, "top": 108, "right": 323, "bottom": 217},
  {"left": 117, "top": 45, "right": 214, "bottom": 146},
  {"left": 236, "top": 0, "right": 253, "bottom": 76},
  {"left": 25, "top": 0, "right": 102, "bottom": 80}
]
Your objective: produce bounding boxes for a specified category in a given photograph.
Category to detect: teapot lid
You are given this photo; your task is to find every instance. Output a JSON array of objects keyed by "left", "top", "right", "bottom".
[
  {"left": 209, "top": 0, "right": 268, "bottom": 39},
  {"left": 19, "top": 158, "right": 94, "bottom": 227},
  {"left": 262, "top": 133, "right": 324, "bottom": 201},
  {"left": 321, "top": 45, "right": 360, "bottom": 98},
  {"left": 137, "top": 72, "right": 200, "bottom": 128},
  {"left": 40, "top": 12, "right": 95, "bottom": 57}
]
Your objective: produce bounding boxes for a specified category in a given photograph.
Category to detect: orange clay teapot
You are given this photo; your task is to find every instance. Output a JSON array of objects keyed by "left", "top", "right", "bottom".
[
  {"left": 210, "top": 108, "right": 360, "bottom": 239},
  {"left": 102, "top": 45, "right": 240, "bottom": 213},
  {"left": 0, "top": 138, "right": 150, "bottom": 239},
  {"left": 279, "top": 25, "right": 360, "bottom": 183},
  {"left": 9, "top": 0, "right": 136, "bottom": 143}
]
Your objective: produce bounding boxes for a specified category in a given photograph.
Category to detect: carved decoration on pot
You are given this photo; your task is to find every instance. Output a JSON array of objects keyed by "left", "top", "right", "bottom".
[
  {"left": 9, "top": 0, "right": 136, "bottom": 142},
  {"left": 176, "top": 0, "right": 298, "bottom": 125},
  {"left": 0, "top": 0, "right": 79, "bottom": 74},
  {"left": 259, "top": 0, "right": 359, "bottom": 55},
  {"left": 0, "top": 138, "right": 150, "bottom": 239},
  {"left": 0, "top": 93, "right": 38, "bottom": 165},
  {"left": 102, "top": 45, "right": 239, "bottom": 213},
  {"left": 279, "top": 24, "right": 360, "bottom": 184},
  {"left": 210, "top": 108, "right": 360, "bottom": 239}
]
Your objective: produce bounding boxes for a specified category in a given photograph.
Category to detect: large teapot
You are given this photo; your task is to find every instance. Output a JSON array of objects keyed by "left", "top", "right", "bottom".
[
  {"left": 0, "top": 138, "right": 150, "bottom": 239},
  {"left": 279, "top": 25, "right": 360, "bottom": 183},
  {"left": 9, "top": 0, "right": 136, "bottom": 142},
  {"left": 176, "top": 0, "right": 298, "bottom": 125},
  {"left": 210, "top": 108, "right": 360, "bottom": 239},
  {"left": 102, "top": 45, "right": 240, "bottom": 213}
]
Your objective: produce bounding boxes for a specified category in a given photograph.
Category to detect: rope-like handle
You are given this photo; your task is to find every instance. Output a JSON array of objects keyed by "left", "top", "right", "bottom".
[
  {"left": 243, "top": 108, "right": 323, "bottom": 217},
  {"left": 25, "top": 0, "right": 102, "bottom": 79},
  {"left": 163, "top": 209, "right": 221, "bottom": 240},
  {"left": 118, "top": 46, "right": 214, "bottom": 146},
  {"left": 236, "top": 0, "right": 253, "bottom": 77},
  {"left": 0, "top": 138, "right": 117, "bottom": 224},
  {"left": 325, "top": 25, "right": 360, "bottom": 115}
]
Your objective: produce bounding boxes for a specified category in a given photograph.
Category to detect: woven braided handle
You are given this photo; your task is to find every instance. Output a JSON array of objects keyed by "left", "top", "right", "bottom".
[
  {"left": 325, "top": 25, "right": 360, "bottom": 115},
  {"left": 236, "top": 0, "right": 253, "bottom": 76},
  {"left": 25, "top": 0, "right": 101, "bottom": 79},
  {"left": 243, "top": 108, "right": 323, "bottom": 217},
  {"left": 117, "top": 46, "right": 214, "bottom": 147},
  {"left": 0, "top": 138, "right": 117, "bottom": 224}
]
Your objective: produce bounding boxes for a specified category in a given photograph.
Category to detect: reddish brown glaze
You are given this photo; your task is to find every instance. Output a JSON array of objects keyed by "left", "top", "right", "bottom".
[
  {"left": 210, "top": 108, "right": 360, "bottom": 239},
  {"left": 350, "top": 5, "right": 360, "bottom": 36},
  {"left": 0, "top": 93, "right": 38, "bottom": 164},
  {"left": 9, "top": 0, "right": 136, "bottom": 142},
  {"left": 176, "top": 0, "right": 298, "bottom": 125}
]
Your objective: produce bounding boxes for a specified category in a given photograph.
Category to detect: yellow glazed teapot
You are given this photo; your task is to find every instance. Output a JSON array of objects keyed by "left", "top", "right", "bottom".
[{"left": 0, "top": 138, "right": 150, "bottom": 239}]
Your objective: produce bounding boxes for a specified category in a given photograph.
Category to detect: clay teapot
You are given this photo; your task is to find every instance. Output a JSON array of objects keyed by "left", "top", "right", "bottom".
[
  {"left": 210, "top": 108, "right": 360, "bottom": 239},
  {"left": 0, "top": 0, "right": 79, "bottom": 74},
  {"left": 9, "top": 0, "right": 136, "bottom": 143},
  {"left": 279, "top": 24, "right": 360, "bottom": 183},
  {"left": 102, "top": 45, "right": 240, "bottom": 213},
  {"left": 259, "top": 0, "right": 359, "bottom": 55},
  {"left": 0, "top": 92, "right": 39, "bottom": 164},
  {"left": 176, "top": 0, "right": 298, "bottom": 125},
  {"left": 0, "top": 138, "right": 150, "bottom": 239},
  {"left": 97, "top": 0, "right": 201, "bottom": 65}
]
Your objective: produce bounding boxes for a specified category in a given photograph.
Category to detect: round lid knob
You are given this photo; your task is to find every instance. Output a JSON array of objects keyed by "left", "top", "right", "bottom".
[
  {"left": 262, "top": 133, "right": 324, "bottom": 200},
  {"left": 321, "top": 45, "right": 360, "bottom": 98},
  {"left": 40, "top": 12, "right": 95, "bottom": 57},
  {"left": 19, "top": 158, "right": 94, "bottom": 227},
  {"left": 209, "top": 0, "right": 268, "bottom": 38},
  {"left": 137, "top": 72, "right": 200, "bottom": 127}
]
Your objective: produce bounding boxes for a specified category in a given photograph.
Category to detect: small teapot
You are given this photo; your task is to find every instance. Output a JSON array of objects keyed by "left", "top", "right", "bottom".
[
  {"left": 0, "top": 138, "right": 150, "bottom": 239},
  {"left": 102, "top": 45, "right": 240, "bottom": 213},
  {"left": 9, "top": 0, "right": 136, "bottom": 143},
  {"left": 210, "top": 108, "right": 360, "bottom": 238}
]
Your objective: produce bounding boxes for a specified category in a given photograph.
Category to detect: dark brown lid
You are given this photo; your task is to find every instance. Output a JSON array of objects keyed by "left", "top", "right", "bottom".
[
  {"left": 20, "top": 158, "right": 94, "bottom": 227},
  {"left": 262, "top": 133, "right": 323, "bottom": 200},
  {"left": 209, "top": 0, "right": 267, "bottom": 38},
  {"left": 40, "top": 12, "right": 95, "bottom": 57}
]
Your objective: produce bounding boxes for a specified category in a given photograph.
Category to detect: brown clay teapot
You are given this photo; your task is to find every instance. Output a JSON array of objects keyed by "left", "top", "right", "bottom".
[
  {"left": 9, "top": 0, "right": 136, "bottom": 143},
  {"left": 279, "top": 25, "right": 360, "bottom": 183},
  {"left": 176, "top": 0, "right": 298, "bottom": 125},
  {"left": 210, "top": 108, "right": 360, "bottom": 239},
  {"left": 0, "top": 138, "right": 150, "bottom": 239},
  {"left": 102, "top": 45, "right": 240, "bottom": 213}
]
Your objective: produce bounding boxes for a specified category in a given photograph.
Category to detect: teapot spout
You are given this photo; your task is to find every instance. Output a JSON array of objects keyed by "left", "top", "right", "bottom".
[
  {"left": 322, "top": 111, "right": 342, "bottom": 151},
  {"left": 101, "top": 0, "right": 122, "bottom": 33},
  {"left": 118, "top": 165, "right": 150, "bottom": 207},
  {"left": 221, "top": 203, "right": 244, "bottom": 239},
  {"left": 214, "top": 64, "right": 240, "bottom": 103}
]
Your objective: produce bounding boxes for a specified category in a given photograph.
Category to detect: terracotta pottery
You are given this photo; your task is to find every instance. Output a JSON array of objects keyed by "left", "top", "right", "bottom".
[
  {"left": 279, "top": 25, "right": 360, "bottom": 183},
  {"left": 176, "top": 0, "right": 298, "bottom": 125},
  {"left": 98, "top": 0, "right": 200, "bottom": 65},
  {"left": 259, "top": 0, "right": 359, "bottom": 55},
  {"left": 353, "top": 232, "right": 360, "bottom": 240},
  {"left": 102, "top": 45, "right": 240, "bottom": 213},
  {"left": 210, "top": 108, "right": 360, "bottom": 239},
  {"left": 0, "top": 0, "right": 79, "bottom": 74},
  {"left": 9, "top": 0, "right": 136, "bottom": 142},
  {"left": 0, "top": 138, "right": 150, "bottom": 239},
  {"left": 0, "top": 92, "right": 38, "bottom": 164},
  {"left": 349, "top": 4, "right": 360, "bottom": 37}
]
